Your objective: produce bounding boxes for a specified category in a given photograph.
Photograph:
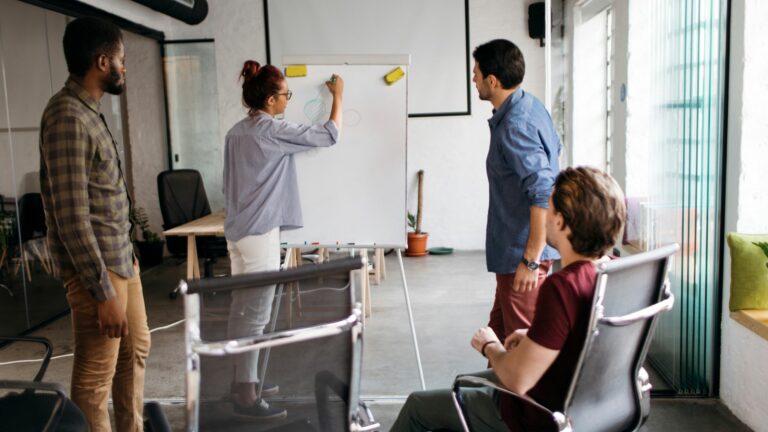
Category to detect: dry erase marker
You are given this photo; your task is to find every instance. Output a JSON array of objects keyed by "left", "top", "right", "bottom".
[{"left": 330, "top": 74, "right": 337, "bottom": 84}]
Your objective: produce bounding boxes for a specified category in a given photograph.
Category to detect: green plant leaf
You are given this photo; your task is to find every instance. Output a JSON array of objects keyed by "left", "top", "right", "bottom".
[
  {"left": 753, "top": 242, "right": 768, "bottom": 268},
  {"left": 407, "top": 212, "right": 416, "bottom": 230},
  {"left": 753, "top": 242, "right": 768, "bottom": 258},
  {"left": 131, "top": 206, "right": 162, "bottom": 243}
]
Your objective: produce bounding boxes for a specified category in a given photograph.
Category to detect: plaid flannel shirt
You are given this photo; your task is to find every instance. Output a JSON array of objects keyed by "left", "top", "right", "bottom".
[{"left": 39, "top": 78, "right": 135, "bottom": 301}]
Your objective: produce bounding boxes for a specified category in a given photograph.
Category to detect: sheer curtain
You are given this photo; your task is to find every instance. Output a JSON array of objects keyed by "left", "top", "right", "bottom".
[{"left": 626, "top": 0, "right": 727, "bottom": 395}]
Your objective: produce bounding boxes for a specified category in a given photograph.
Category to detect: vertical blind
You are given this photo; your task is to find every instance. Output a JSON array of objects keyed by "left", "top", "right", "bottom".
[{"left": 643, "top": 0, "right": 727, "bottom": 395}]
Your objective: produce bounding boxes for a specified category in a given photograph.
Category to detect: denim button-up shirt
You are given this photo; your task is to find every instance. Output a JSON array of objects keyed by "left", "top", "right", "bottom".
[
  {"left": 486, "top": 90, "right": 561, "bottom": 274},
  {"left": 223, "top": 112, "right": 339, "bottom": 242}
]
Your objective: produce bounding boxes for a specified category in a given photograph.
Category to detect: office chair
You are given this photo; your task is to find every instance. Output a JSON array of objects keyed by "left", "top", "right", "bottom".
[
  {"left": 166, "top": 256, "right": 379, "bottom": 431},
  {"left": 452, "top": 244, "right": 679, "bottom": 432},
  {"left": 157, "top": 169, "right": 227, "bottom": 278},
  {"left": 0, "top": 336, "right": 173, "bottom": 432},
  {"left": 0, "top": 336, "right": 88, "bottom": 432}
]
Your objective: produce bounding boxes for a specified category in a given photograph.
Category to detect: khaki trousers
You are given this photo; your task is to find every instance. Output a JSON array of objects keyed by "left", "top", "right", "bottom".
[{"left": 65, "top": 264, "right": 151, "bottom": 432}]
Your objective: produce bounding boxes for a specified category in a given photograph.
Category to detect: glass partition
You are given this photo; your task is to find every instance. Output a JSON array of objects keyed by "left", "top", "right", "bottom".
[
  {"left": 162, "top": 41, "right": 223, "bottom": 211},
  {"left": 625, "top": 0, "right": 727, "bottom": 395},
  {"left": 0, "top": 0, "right": 128, "bottom": 334}
]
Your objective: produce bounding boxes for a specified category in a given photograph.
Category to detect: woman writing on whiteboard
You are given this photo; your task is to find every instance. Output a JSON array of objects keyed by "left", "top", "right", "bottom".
[{"left": 222, "top": 60, "right": 344, "bottom": 420}]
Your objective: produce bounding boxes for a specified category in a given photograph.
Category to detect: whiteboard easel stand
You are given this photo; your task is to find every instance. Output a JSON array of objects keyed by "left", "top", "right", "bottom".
[
  {"left": 352, "top": 246, "right": 424, "bottom": 391},
  {"left": 396, "top": 248, "right": 426, "bottom": 390},
  {"left": 285, "top": 243, "right": 426, "bottom": 391}
]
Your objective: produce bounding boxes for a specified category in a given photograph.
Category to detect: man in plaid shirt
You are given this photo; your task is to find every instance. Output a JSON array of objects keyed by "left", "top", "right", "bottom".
[{"left": 39, "top": 17, "right": 150, "bottom": 432}]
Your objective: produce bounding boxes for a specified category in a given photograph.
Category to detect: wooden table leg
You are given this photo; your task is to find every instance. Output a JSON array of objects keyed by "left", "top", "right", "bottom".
[
  {"left": 379, "top": 247, "right": 387, "bottom": 280},
  {"left": 373, "top": 248, "right": 383, "bottom": 285},
  {"left": 285, "top": 248, "right": 298, "bottom": 327},
  {"left": 360, "top": 248, "right": 372, "bottom": 319},
  {"left": 293, "top": 248, "right": 302, "bottom": 317},
  {"left": 187, "top": 235, "right": 200, "bottom": 280}
]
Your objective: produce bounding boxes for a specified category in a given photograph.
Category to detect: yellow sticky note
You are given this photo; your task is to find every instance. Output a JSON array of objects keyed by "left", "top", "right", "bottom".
[
  {"left": 384, "top": 67, "right": 405, "bottom": 85},
  {"left": 285, "top": 65, "right": 307, "bottom": 77}
]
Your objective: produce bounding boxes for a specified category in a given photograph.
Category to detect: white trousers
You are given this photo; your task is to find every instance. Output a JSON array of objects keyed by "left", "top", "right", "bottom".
[{"left": 226, "top": 227, "right": 280, "bottom": 383}]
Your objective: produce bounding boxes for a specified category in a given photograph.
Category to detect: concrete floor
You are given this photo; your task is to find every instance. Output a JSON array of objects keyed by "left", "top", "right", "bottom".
[{"left": 0, "top": 251, "right": 752, "bottom": 431}]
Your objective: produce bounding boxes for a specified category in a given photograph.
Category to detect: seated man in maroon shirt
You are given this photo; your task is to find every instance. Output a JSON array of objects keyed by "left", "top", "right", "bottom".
[{"left": 390, "top": 166, "right": 627, "bottom": 432}]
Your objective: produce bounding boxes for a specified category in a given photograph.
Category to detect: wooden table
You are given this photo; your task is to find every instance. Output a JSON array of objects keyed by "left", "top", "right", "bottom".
[
  {"left": 162, "top": 210, "right": 382, "bottom": 320},
  {"left": 163, "top": 211, "right": 225, "bottom": 280}
]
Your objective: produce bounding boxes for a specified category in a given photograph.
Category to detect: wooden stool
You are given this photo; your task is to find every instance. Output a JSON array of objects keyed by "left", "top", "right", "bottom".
[
  {"left": 371, "top": 248, "right": 386, "bottom": 285},
  {"left": 360, "top": 249, "right": 372, "bottom": 320}
]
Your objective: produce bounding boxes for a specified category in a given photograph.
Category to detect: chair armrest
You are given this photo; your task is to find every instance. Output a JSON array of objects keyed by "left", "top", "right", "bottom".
[
  {"left": 0, "top": 336, "right": 53, "bottom": 382},
  {"left": 600, "top": 283, "right": 675, "bottom": 327},
  {"left": 452, "top": 375, "right": 567, "bottom": 431},
  {"left": 0, "top": 379, "right": 67, "bottom": 398},
  {"left": 453, "top": 376, "right": 552, "bottom": 415}
]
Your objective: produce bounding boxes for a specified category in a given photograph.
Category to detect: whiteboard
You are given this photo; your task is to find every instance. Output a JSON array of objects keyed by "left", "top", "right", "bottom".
[
  {"left": 280, "top": 57, "right": 408, "bottom": 248},
  {"left": 265, "top": 0, "right": 469, "bottom": 117}
]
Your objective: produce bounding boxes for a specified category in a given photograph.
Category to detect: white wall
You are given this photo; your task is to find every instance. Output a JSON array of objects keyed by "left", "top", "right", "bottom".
[
  {"left": 81, "top": 0, "right": 547, "bottom": 250},
  {"left": 408, "top": 0, "right": 547, "bottom": 250},
  {"left": 123, "top": 31, "right": 168, "bottom": 238},
  {"left": 721, "top": 1, "right": 768, "bottom": 431},
  {"left": 156, "top": 0, "right": 544, "bottom": 250}
]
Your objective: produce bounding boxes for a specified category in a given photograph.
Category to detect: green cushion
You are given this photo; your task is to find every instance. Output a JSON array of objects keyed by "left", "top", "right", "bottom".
[{"left": 727, "top": 232, "right": 768, "bottom": 311}]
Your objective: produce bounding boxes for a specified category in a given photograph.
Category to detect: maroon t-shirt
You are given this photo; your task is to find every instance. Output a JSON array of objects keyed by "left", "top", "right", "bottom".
[{"left": 499, "top": 260, "right": 598, "bottom": 431}]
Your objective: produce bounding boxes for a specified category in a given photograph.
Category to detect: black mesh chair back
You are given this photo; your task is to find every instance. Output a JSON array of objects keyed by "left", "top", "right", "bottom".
[
  {"left": 181, "top": 257, "right": 377, "bottom": 432},
  {"left": 157, "top": 169, "right": 213, "bottom": 256},
  {"left": 452, "top": 244, "right": 678, "bottom": 432},
  {"left": 18, "top": 193, "right": 46, "bottom": 243},
  {"left": 0, "top": 336, "right": 88, "bottom": 432},
  {"left": 563, "top": 244, "right": 678, "bottom": 432}
]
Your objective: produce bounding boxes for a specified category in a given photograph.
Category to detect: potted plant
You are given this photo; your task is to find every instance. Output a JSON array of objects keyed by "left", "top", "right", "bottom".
[
  {"left": 406, "top": 170, "right": 428, "bottom": 256},
  {"left": 130, "top": 207, "right": 165, "bottom": 267}
]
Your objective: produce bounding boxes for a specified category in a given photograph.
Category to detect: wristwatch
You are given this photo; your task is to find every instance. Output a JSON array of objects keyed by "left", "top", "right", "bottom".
[{"left": 521, "top": 256, "right": 540, "bottom": 271}]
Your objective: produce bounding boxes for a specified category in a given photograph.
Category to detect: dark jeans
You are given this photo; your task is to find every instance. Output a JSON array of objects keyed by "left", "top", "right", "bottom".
[{"left": 390, "top": 370, "right": 509, "bottom": 432}]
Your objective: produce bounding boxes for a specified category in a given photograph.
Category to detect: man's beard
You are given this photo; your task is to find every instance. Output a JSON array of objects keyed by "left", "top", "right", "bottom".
[
  {"left": 477, "top": 87, "right": 490, "bottom": 101},
  {"left": 103, "top": 63, "right": 125, "bottom": 95}
]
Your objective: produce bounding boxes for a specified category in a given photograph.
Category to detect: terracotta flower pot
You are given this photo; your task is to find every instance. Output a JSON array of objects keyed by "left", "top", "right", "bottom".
[{"left": 406, "top": 232, "right": 429, "bottom": 257}]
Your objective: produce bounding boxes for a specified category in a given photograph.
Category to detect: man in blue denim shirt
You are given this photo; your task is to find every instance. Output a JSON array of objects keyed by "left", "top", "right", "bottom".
[{"left": 473, "top": 39, "right": 562, "bottom": 342}]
